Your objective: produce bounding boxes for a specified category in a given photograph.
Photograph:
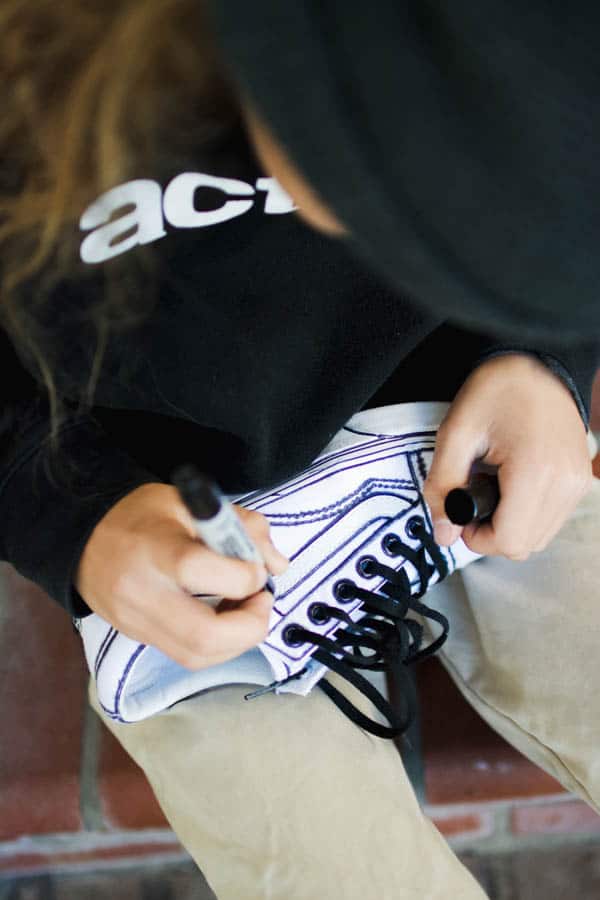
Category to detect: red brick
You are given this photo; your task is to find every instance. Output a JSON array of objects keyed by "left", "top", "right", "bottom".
[
  {"left": 0, "top": 565, "right": 88, "bottom": 839},
  {"left": 418, "top": 659, "right": 566, "bottom": 805},
  {"left": 590, "top": 370, "right": 600, "bottom": 433},
  {"left": 511, "top": 800, "right": 600, "bottom": 836},
  {"left": 430, "top": 811, "right": 493, "bottom": 840},
  {"left": 98, "top": 727, "right": 169, "bottom": 829},
  {"left": 0, "top": 839, "right": 184, "bottom": 876},
  {"left": 511, "top": 800, "right": 600, "bottom": 834}
]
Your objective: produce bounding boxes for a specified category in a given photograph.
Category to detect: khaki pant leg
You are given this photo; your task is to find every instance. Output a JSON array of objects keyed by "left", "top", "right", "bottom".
[
  {"left": 428, "top": 478, "right": 600, "bottom": 811},
  {"left": 89, "top": 672, "right": 487, "bottom": 900}
]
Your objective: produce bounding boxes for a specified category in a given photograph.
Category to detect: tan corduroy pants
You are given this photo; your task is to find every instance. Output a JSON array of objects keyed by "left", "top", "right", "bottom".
[{"left": 89, "top": 478, "right": 600, "bottom": 900}]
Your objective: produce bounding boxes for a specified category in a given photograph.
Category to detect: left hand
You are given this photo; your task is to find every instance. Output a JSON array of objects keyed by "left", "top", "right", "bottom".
[{"left": 423, "top": 353, "right": 593, "bottom": 560}]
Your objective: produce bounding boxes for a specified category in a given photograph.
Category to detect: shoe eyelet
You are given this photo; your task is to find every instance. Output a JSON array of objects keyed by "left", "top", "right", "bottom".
[
  {"left": 282, "top": 624, "right": 305, "bottom": 647},
  {"left": 406, "top": 516, "right": 425, "bottom": 539},
  {"left": 356, "top": 556, "right": 378, "bottom": 578},
  {"left": 333, "top": 579, "right": 356, "bottom": 603},
  {"left": 382, "top": 533, "right": 402, "bottom": 556},
  {"left": 308, "top": 603, "right": 331, "bottom": 625}
]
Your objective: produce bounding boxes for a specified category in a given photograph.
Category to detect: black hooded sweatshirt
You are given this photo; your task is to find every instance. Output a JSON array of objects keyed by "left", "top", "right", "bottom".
[{"left": 1, "top": 10, "right": 599, "bottom": 618}]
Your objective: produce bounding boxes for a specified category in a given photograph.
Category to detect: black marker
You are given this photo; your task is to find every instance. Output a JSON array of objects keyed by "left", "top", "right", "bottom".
[
  {"left": 172, "top": 464, "right": 275, "bottom": 594},
  {"left": 444, "top": 472, "right": 500, "bottom": 526}
]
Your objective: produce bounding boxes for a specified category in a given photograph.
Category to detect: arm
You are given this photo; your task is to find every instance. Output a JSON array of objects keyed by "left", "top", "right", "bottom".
[
  {"left": 0, "top": 325, "right": 161, "bottom": 616},
  {"left": 423, "top": 332, "right": 600, "bottom": 559},
  {"left": 0, "top": 325, "right": 287, "bottom": 669}
]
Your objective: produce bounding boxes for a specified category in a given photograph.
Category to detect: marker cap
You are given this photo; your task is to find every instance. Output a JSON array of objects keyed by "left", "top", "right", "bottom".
[{"left": 172, "top": 465, "right": 221, "bottom": 520}]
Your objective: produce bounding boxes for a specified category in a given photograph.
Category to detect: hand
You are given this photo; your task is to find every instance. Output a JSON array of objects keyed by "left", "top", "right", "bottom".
[
  {"left": 74, "top": 483, "right": 288, "bottom": 668},
  {"left": 423, "top": 354, "right": 593, "bottom": 560}
]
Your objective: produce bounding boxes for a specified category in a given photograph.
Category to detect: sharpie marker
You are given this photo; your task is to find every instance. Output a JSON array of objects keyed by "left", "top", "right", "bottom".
[
  {"left": 171, "top": 464, "right": 275, "bottom": 594},
  {"left": 445, "top": 472, "right": 500, "bottom": 526}
]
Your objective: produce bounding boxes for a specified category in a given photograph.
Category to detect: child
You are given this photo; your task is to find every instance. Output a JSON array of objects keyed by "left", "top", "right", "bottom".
[{"left": 2, "top": 3, "right": 599, "bottom": 897}]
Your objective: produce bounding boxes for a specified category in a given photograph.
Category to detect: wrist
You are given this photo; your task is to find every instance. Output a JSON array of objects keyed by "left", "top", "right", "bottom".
[{"left": 472, "top": 350, "right": 588, "bottom": 428}]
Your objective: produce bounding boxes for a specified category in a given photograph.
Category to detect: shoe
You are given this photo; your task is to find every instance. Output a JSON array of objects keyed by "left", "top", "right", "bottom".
[{"left": 76, "top": 402, "right": 480, "bottom": 736}]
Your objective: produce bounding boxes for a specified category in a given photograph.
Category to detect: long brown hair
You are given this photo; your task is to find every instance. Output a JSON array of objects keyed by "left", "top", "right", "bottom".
[{"left": 0, "top": 0, "right": 239, "bottom": 443}]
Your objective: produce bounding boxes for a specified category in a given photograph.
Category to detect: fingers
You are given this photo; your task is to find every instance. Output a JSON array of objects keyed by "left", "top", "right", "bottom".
[
  {"left": 166, "top": 589, "right": 274, "bottom": 669},
  {"left": 175, "top": 500, "right": 289, "bottom": 578},
  {"left": 116, "top": 585, "right": 274, "bottom": 670},
  {"left": 235, "top": 507, "right": 289, "bottom": 575},
  {"left": 79, "top": 484, "right": 287, "bottom": 673},
  {"left": 140, "top": 506, "right": 286, "bottom": 668},
  {"left": 535, "top": 463, "right": 594, "bottom": 550},
  {"left": 424, "top": 417, "right": 589, "bottom": 560},
  {"left": 154, "top": 506, "right": 288, "bottom": 598},
  {"left": 423, "top": 417, "right": 489, "bottom": 546},
  {"left": 461, "top": 462, "right": 546, "bottom": 559},
  {"left": 422, "top": 353, "right": 593, "bottom": 561},
  {"left": 154, "top": 534, "right": 271, "bottom": 598},
  {"left": 462, "top": 457, "right": 592, "bottom": 559}
]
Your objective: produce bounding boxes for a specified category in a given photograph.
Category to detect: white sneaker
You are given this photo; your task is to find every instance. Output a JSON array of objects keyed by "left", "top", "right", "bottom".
[{"left": 76, "top": 402, "right": 480, "bottom": 736}]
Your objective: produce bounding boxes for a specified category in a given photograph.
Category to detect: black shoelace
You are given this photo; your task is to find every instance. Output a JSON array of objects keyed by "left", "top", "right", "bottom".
[{"left": 280, "top": 515, "right": 450, "bottom": 739}]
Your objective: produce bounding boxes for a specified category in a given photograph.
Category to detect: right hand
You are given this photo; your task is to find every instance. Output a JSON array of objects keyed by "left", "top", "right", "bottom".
[{"left": 74, "top": 482, "right": 289, "bottom": 670}]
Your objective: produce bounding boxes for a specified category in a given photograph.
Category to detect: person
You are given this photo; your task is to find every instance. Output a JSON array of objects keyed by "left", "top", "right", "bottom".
[{"left": 1, "top": 1, "right": 599, "bottom": 897}]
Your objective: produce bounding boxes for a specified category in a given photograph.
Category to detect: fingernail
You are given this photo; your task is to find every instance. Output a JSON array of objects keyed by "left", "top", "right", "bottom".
[{"left": 433, "top": 519, "right": 458, "bottom": 546}]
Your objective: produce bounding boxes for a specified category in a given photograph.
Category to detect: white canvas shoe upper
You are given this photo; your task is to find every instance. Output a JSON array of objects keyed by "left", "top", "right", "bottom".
[{"left": 76, "top": 402, "right": 480, "bottom": 728}]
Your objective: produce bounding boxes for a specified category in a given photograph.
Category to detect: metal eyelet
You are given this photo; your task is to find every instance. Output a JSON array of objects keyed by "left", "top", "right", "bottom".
[
  {"left": 308, "top": 603, "right": 331, "bottom": 625},
  {"left": 282, "top": 624, "right": 304, "bottom": 647},
  {"left": 333, "top": 579, "right": 356, "bottom": 603},
  {"left": 382, "top": 533, "right": 402, "bottom": 556},
  {"left": 406, "top": 516, "right": 425, "bottom": 539},
  {"left": 356, "top": 556, "right": 378, "bottom": 578}
]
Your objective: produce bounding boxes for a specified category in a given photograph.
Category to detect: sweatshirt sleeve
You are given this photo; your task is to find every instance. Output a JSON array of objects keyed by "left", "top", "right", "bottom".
[{"left": 0, "top": 327, "right": 162, "bottom": 618}]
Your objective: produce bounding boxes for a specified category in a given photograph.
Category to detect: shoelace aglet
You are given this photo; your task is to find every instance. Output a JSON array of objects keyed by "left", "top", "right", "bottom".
[
  {"left": 244, "top": 668, "right": 308, "bottom": 701},
  {"left": 244, "top": 682, "right": 279, "bottom": 700}
]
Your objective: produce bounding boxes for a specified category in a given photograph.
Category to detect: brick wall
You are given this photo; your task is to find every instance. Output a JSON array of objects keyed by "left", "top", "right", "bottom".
[{"left": 0, "top": 565, "right": 185, "bottom": 881}]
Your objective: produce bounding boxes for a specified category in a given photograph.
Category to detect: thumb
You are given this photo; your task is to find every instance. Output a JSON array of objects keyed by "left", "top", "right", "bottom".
[{"left": 423, "top": 422, "right": 487, "bottom": 546}]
